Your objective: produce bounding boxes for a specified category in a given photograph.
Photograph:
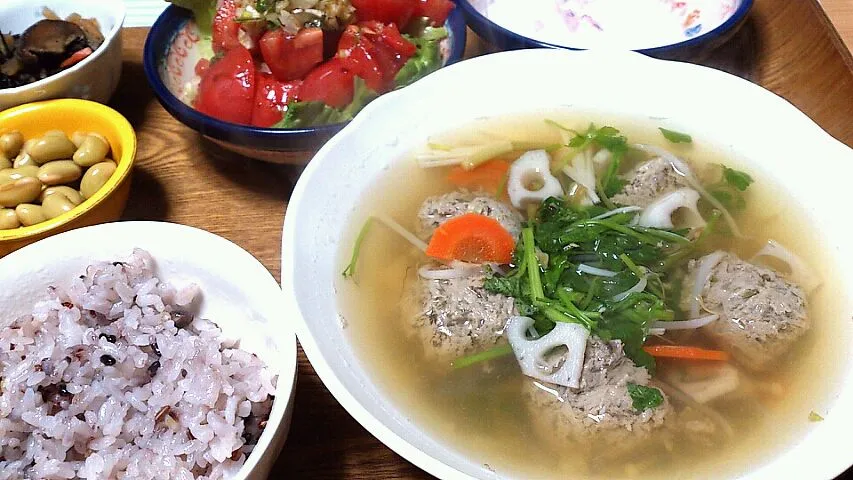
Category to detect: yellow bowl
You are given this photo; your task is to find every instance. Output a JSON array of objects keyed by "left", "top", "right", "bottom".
[{"left": 0, "top": 99, "right": 136, "bottom": 256}]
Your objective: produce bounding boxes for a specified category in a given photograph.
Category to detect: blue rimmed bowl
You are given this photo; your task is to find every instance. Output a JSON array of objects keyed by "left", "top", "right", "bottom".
[
  {"left": 143, "top": 5, "right": 467, "bottom": 164},
  {"left": 458, "top": 0, "right": 752, "bottom": 59}
]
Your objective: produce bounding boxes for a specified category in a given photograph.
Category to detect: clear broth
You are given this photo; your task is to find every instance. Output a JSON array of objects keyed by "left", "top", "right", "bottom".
[{"left": 336, "top": 113, "right": 848, "bottom": 479}]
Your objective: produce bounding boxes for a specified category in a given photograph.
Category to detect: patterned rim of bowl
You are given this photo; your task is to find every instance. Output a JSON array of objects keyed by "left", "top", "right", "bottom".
[
  {"left": 143, "top": 5, "right": 468, "bottom": 152},
  {"left": 457, "top": 0, "right": 753, "bottom": 55}
]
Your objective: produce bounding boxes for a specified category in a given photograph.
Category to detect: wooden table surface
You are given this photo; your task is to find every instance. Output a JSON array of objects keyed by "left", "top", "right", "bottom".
[{"left": 113, "top": 0, "right": 853, "bottom": 477}]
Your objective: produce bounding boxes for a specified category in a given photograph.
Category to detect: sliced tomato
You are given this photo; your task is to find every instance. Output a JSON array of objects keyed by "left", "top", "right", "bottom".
[
  {"left": 195, "top": 46, "right": 256, "bottom": 125},
  {"left": 194, "top": 58, "right": 210, "bottom": 77},
  {"left": 299, "top": 58, "right": 355, "bottom": 109},
  {"left": 371, "top": 21, "right": 417, "bottom": 57},
  {"left": 337, "top": 22, "right": 416, "bottom": 92},
  {"left": 352, "top": 0, "right": 415, "bottom": 27},
  {"left": 337, "top": 26, "right": 384, "bottom": 91},
  {"left": 251, "top": 74, "right": 301, "bottom": 127},
  {"left": 413, "top": 0, "right": 454, "bottom": 26},
  {"left": 212, "top": 0, "right": 241, "bottom": 52},
  {"left": 259, "top": 27, "right": 325, "bottom": 81}
]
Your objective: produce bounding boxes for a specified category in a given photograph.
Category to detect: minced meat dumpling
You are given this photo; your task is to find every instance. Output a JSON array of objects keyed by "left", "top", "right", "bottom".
[
  {"left": 681, "top": 251, "right": 809, "bottom": 370},
  {"left": 612, "top": 157, "right": 687, "bottom": 207},
  {"left": 524, "top": 337, "right": 671, "bottom": 442},
  {"left": 417, "top": 191, "right": 523, "bottom": 239},
  {"left": 405, "top": 273, "right": 516, "bottom": 361}
]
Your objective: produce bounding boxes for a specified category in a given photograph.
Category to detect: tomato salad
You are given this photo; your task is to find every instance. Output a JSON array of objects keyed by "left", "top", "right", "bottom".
[{"left": 169, "top": 0, "right": 454, "bottom": 128}]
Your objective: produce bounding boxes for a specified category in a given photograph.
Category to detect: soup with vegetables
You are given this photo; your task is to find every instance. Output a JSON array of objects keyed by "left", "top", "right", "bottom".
[{"left": 337, "top": 115, "right": 845, "bottom": 479}]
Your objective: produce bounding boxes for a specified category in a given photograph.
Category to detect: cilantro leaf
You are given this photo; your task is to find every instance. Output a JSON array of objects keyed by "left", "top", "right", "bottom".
[
  {"left": 563, "top": 124, "right": 629, "bottom": 154},
  {"left": 722, "top": 166, "right": 754, "bottom": 191},
  {"left": 627, "top": 383, "right": 664, "bottom": 411},
  {"left": 483, "top": 276, "right": 523, "bottom": 298},
  {"left": 659, "top": 127, "right": 693, "bottom": 144}
]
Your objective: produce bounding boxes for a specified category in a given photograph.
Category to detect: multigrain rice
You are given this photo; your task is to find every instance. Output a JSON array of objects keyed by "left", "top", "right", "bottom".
[{"left": 0, "top": 249, "right": 276, "bottom": 479}]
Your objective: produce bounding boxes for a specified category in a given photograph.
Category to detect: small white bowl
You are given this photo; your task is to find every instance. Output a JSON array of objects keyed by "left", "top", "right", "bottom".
[
  {"left": 0, "top": 221, "right": 297, "bottom": 479},
  {"left": 0, "top": 0, "right": 126, "bottom": 111},
  {"left": 282, "top": 49, "right": 853, "bottom": 479}
]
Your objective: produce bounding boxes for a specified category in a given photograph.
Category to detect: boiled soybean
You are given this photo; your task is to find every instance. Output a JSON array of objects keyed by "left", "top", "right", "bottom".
[
  {"left": 80, "top": 161, "right": 116, "bottom": 199},
  {"left": 0, "top": 131, "right": 24, "bottom": 157},
  {"left": 0, "top": 177, "right": 42, "bottom": 207},
  {"left": 0, "top": 208, "right": 19, "bottom": 229},
  {"left": 42, "top": 193, "right": 76, "bottom": 219},
  {"left": 0, "top": 129, "right": 116, "bottom": 228},
  {"left": 13, "top": 154, "right": 37, "bottom": 168},
  {"left": 73, "top": 134, "right": 110, "bottom": 167},
  {"left": 70, "top": 131, "right": 88, "bottom": 148},
  {"left": 0, "top": 166, "right": 39, "bottom": 185},
  {"left": 38, "top": 161, "right": 82, "bottom": 185},
  {"left": 26, "top": 134, "right": 76, "bottom": 163},
  {"left": 40, "top": 186, "right": 84, "bottom": 206},
  {"left": 15, "top": 204, "right": 46, "bottom": 226}
]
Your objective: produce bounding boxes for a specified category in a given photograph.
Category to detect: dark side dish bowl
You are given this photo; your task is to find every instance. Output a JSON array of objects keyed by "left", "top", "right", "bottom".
[{"left": 143, "top": 1, "right": 467, "bottom": 163}]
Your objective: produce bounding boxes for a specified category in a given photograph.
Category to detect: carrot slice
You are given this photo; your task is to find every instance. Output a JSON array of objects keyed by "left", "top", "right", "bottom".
[
  {"left": 643, "top": 345, "right": 730, "bottom": 361},
  {"left": 426, "top": 213, "right": 515, "bottom": 264},
  {"left": 447, "top": 159, "right": 510, "bottom": 197},
  {"left": 60, "top": 47, "right": 93, "bottom": 69}
]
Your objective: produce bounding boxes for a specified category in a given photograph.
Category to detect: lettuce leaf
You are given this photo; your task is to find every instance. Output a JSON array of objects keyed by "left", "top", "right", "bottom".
[
  {"left": 394, "top": 27, "right": 447, "bottom": 88},
  {"left": 168, "top": 0, "right": 216, "bottom": 37},
  {"left": 273, "top": 77, "right": 378, "bottom": 128}
]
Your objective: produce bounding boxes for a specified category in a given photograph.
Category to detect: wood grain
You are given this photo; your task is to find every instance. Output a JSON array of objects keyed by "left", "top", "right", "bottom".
[
  {"left": 820, "top": 0, "right": 853, "bottom": 55},
  {"left": 112, "top": 0, "right": 853, "bottom": 476}
]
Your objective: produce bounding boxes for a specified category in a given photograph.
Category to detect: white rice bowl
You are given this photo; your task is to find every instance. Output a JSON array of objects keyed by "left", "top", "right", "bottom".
[{"left": 0, "top": 222, "right": 296, "bottom": 480}]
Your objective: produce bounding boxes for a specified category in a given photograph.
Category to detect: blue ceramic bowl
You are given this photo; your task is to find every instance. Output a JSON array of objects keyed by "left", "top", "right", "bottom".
[
  {"left": 143, "top": 6, "right": 467, "bottom": 163},
  {"left": 458, "top": 0, "right": 752, "bottom": 60}
]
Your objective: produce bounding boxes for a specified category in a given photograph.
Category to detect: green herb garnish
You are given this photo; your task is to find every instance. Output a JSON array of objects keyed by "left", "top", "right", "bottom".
[
  {"left": 659, "top": 127, "right": 693, "bottom": 143},
  {"left": 722, "top": 166, "right": 754, "bottom": 191},
  {"left": 627, "top": 383, "right": 664, "bottom": 411},
  {"left": 706, "top": 165, "right": 755, "bottom": 212},
  {"left": 479, "top": 197, "right": 688, "bottom": 369},
  {"left": 809, "top": 411, "right": 825, "bottom": 422}
]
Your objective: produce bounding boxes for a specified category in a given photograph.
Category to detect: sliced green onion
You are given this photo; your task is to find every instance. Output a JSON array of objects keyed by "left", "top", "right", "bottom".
[
  {"left": 452, "top": 344, "right": 513, "bottom": 369},
  {"left": 342, "top": 218, "right": 373, "bottom": 279},
  {"left": 523, "top": 227, "right": 544, "bottom": 300}
]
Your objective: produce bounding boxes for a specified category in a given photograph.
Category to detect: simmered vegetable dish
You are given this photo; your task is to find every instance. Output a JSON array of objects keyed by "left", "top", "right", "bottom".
[{"left": 0, "top": 9, "right": 104, "bottom": 89}]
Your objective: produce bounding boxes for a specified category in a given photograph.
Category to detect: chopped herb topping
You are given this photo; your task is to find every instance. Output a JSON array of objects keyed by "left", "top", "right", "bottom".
[
  {"left": 659, "top": 127, "right": 693, "bottom": 143},
  {"left": 627, "top": 383, "right": 664, "bottom": 411},
  {"left": 483, "top": 197, "right": 687, "bottom": 371},
  {"left": 722, "top": 166, "right": 754, "bottom": 191}
]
